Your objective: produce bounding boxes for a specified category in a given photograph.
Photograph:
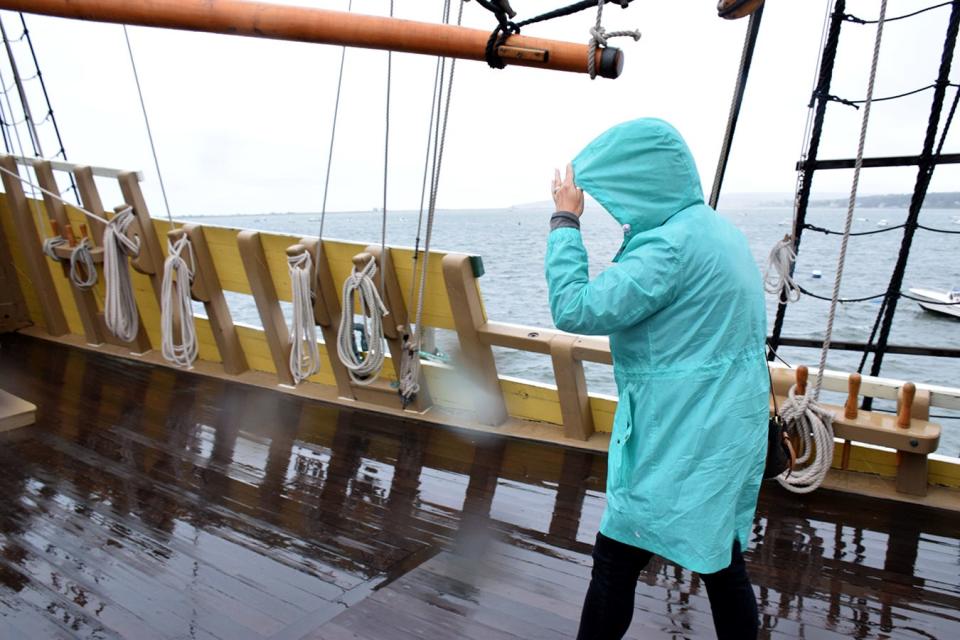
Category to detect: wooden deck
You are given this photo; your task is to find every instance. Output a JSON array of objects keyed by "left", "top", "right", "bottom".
[{"left": 0, "top": 334, "right": 957, "bottom": 639}]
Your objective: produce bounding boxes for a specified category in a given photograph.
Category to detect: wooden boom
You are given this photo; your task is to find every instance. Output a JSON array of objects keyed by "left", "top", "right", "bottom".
[{"left": 3, "top": 0, "right": 626, "bottom": 79}]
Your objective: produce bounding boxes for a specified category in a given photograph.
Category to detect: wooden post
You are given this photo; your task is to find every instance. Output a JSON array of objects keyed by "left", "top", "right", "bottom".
[
  {"left": 550, "top": 334, "right": 594, "bottom": 441},
  {"left": 5, "top": 0, "right": 628, "bottom": 79},
  {"left": 895, "top": 382, "right": 930, "bottom": 496},
  {"left": 896, "top": 382, "right": 916, "bottom": 428},
  {"left": 841, "top": 372, "right": 860, "bottom": 470},
  {"left": 795, "top": 365, "right": 808, "bottom": 396},
  {"left": 72, "top": 166, "right": 108, "bottom": 245},
  {"left": 237, "top": 230, "right": 294, "bottom": 386},
  {"left": 33, "top": 160, "right": 105, "bottom": 345},
  {"left": 0, "top": 155, "right": 68, "bottom": 335},
  {"left": 117, "top": 171, "right": 164, "bottom": 300},
  {"left": 181, "top": 224, "right": 249, "bottom": 375},
  {"left": 442, "top": 253, "right": 507, "bottom": 426}
]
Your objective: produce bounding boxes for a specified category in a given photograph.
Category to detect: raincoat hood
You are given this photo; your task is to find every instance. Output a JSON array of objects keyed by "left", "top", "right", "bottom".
[{"left": 572, "top": 118, "right": 704, "bottom": 260}]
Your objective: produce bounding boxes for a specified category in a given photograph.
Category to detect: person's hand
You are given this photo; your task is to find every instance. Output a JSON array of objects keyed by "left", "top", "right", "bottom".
[{"left": 552, "top": 163, "right": 584, "bottom": 217}]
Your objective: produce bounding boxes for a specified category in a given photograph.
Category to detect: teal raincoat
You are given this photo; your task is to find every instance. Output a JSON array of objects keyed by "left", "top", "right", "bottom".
[{"left": 545, "top": 118, "right": 768, "bottom": 574}]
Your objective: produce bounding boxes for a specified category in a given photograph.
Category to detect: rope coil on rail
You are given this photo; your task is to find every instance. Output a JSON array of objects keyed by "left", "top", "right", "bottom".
[
  {"left": 337, "top": 258, "right": 389, "bottom": 385},
  {"left": 160, "top": 233, "right": 198, "bottom": 367},
  {"left": 69, "top": 238, "right": 97, "bottom": 289},
  {"left": 103, "top": 207, "right": 141, "bottom": 343},
  {"left": 288, "top": 251, "right": 321, "bottom": 384},
  {"left": 41, "top": 235, "right": 66, "bottom": 261},
  {"left": 778, "top": 384, "right": 836, "bottom": 494}
]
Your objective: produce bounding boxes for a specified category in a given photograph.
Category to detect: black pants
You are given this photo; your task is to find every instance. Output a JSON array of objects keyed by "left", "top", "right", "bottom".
[{"left": 576, "top": 533, "right": 759, "bottom": 640}]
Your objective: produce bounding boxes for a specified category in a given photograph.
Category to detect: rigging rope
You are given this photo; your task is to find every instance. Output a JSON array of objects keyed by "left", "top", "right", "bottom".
[
  {"left": 123, "top": 25, "right": 172, "bottom": 221},
  {"left": 399, "top": 0, "right": 464, "bottom": 407},
  {"left": 778, "top": 0, "right": 888, "bottom": 494},
  {"left": 338, "top": 258, "right": 389, "bottom": 384},
  {"left": 334, "top": 2, "right": 394, "bottom": 386},
  {"left": 103, "top": 207, "right": 141, "bottom": 343},
  {"left": 160, "top": 233, "right": 198, "bottom": 367},
  {"left": 69, "top": 238, "right": 97, "bottom": 289},
  {"left": 288, "top": 251, "right": 321, "bottom": 383},
  {"left": 124, "top": 26, "right": 199, "bottom": 367}
]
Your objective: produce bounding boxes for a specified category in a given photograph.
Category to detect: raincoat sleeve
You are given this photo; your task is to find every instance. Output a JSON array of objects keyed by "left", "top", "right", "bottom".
[{"left": 546, "top": 227, "right": 680, "bottom": 335}]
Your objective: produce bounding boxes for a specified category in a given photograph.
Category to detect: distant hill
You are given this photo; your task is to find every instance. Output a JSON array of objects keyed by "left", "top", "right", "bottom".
[{"left": 810, "top": 192, "right": 960, "bottom": 209}]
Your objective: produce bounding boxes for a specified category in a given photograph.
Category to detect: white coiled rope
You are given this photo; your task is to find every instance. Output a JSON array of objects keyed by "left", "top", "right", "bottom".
[
  {"left": 42, "top": 236, "right": 67, "bottom": 261},
  {"left": 103, "top": 207, "right": 141, "bottom": 343},
  {"left": 777, "top": 384, "right": 835, "bottom": 494},
  {"left": 763, "top": 235, "right": 801, "bottom": 303},
  {"left": 337, "top": 258, "right": 389, "bottom": 384},
  {"left": 160, "top": 233, "right": 198, "bottom": 367},
  {"left": 69, "top": 238, "right": 98, "bottom": 289},
  {"left": 288, "top": 251, "right": 321, "bottom": 384},
  {"left": 777, "top": 0, "right": 887, "bottom": 493}
]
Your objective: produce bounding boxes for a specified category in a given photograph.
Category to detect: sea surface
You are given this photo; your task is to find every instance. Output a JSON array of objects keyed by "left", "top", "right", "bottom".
[{"left": 184, "top": 205, "right": 960, "bottom": 456}]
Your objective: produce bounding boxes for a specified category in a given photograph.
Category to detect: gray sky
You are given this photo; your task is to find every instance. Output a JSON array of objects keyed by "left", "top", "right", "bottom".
[{"left": 3, "top": 0, "right": 960, "bottom": 215}]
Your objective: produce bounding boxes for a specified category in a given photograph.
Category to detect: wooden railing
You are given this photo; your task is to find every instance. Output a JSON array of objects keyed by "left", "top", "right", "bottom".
[{"left": 1, "top": 154, "right": 958, "bottom": 498}]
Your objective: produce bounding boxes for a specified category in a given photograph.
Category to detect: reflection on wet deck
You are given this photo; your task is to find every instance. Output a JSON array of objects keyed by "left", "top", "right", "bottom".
[{"left": 0, "top": 334, "right": 957, "bottom": 639}]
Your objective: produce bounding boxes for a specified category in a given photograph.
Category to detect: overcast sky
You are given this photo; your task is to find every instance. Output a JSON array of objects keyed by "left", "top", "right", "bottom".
[{"left": 3, "top": 0, "right": 960, "bottom": 216}]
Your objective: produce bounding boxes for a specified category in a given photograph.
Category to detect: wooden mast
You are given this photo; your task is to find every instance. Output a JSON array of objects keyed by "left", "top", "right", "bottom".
[{"left": 3, "top": 0, "right": 626, "bottom": 79}]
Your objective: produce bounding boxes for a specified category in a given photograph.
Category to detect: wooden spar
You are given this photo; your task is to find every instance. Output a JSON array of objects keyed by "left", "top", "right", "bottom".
[{"left": 5, "top": 0, "right": 626, "bottom": 79}]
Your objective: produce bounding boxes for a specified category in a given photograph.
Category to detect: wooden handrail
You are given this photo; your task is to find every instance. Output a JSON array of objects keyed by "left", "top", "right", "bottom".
[{"left": 5, "top": 0, "right": 626, "bottom": 78}]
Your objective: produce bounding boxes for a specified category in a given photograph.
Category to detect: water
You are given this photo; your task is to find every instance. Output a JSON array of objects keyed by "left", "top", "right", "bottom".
[{"left": 184, "top": 205, "right": 960, "bottom": 456}]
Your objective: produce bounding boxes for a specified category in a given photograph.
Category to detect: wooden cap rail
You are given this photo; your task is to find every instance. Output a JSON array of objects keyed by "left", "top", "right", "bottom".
[{"left": 4, "top": 0, "right": 627, "bottom": 79}]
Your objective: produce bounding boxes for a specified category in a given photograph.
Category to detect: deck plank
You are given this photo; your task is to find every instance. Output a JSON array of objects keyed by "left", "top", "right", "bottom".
[{"left": 0, "top": 333, "right": 958, "bottom": 639}]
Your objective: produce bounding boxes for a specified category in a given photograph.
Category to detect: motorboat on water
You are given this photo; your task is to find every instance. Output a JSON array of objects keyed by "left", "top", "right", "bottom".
[{"left": 910, "top": 287, "right": 960, "bottom": 319}]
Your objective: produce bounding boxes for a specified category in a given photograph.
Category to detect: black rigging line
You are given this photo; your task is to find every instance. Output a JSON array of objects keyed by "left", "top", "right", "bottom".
[
  {"left": 844, "top": 1, "right": 958, "bottom": 25},
  {"left": 804, "top": 221, "right": 960, "bottom": 235}
]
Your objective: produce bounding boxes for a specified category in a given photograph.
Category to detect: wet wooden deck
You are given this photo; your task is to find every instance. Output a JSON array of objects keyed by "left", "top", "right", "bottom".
[{"left": 0, "top": 334, "right": 957, "bottom": 639}]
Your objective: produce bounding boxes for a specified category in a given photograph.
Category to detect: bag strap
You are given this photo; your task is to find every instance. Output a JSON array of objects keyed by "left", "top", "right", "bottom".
[{"left": 765, "top": 341, "right": 781, "bottom": 419}]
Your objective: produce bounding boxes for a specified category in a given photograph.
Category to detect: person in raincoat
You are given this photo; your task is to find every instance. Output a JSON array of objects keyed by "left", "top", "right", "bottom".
[{"left": 546, "top": 118, "right": 768, "bottom": 640}]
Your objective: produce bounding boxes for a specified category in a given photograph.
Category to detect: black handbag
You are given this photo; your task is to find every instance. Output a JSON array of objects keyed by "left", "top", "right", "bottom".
[{"left": 764, "top": 365, "right": 796, "bottom": 480}]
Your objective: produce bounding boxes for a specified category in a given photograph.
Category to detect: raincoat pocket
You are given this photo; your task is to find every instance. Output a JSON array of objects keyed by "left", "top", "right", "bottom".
[{"left": 609, "top": 395, "right": 634, "bottom": 499}]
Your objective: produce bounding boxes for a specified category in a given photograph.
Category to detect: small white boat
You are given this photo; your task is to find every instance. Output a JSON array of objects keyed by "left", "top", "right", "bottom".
[
  {"left": 909, "top": 287, "right": 960, "bottom": 319},
  {"left": 812, "top": 269, "right": 823, "bottom": 279},
  {"left": 877, "top": 219, "right": 888, "bottom": 227}
]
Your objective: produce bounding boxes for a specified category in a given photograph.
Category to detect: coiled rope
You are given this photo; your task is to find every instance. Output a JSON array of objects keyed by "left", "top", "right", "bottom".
[
  {"left": 103, "top": 207, "right": 141, "bottom": 343},
  {"left": 42, "top": 235, "right": 66, "bottom": 260},
  {"left": 587, "top": 0, "right": 640, "bottom": 79},
  {"left": 288, "top": 251, "right": 320, "bottom": 383},
  {"left": 338, "top": 258, "right": 389, "bottom": 384},
  {"left": 69, "top": 238, "right": 97, "bottom": 289},
  {"left": 160, "top": 233, "right": 198, "bottom": 366},
  {"left": 763, "top": 234, "right": 801, "bottom": 303},
  {"left": 778, "top": 0, "right": 887, "bottom": 493}
]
